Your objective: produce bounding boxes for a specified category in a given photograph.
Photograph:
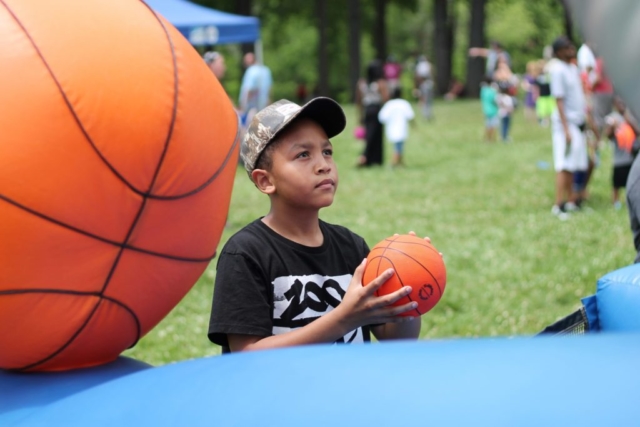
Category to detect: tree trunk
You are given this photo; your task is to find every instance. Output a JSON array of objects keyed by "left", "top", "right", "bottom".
[
  {"left": 559, "top": 0, "right": 574, "bottom": 41},
  {"left": 465, "top": 0, "right": 485, "bottom": 98},
  {"left": 433, "top": 0, "right": 453, "bottom": 96},
  {"left": 316, "top": 0, "right": 330, "bottom": 97},
  {"left": 235, "top": 0, "right": 254, "bottom": 56},
  {"left": 348, "top": 0, "right": 362, "bottom": 103},
  {"left": 373, "top": 0, "right": 387, "bottom": 61}
]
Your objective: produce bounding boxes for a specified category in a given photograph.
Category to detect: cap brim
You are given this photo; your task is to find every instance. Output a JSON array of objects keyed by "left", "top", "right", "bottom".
[{"left": 275, "top": 97, "right": 346, "bottom": 141}]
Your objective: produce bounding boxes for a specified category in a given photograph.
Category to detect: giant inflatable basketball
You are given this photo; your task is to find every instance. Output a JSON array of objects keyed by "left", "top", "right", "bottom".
[{"left": 0, "top": 0, "right": 239, "bottom": 371}]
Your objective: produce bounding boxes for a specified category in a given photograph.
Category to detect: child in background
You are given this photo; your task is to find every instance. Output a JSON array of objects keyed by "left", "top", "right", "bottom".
[
  {"left": 378, "top": 87, "right": 415, "bottom": 167},
  {"left": 605, "top": 96, "right": 639, "bottom": 209},
  {"left": 521, "top": 61, "right": 539, "bottom": 121},
  {"left": 480, "top": 77, "right": 499, "bottom": 142},
  {"left": 497, "top": 86, "right": 514, "bottom": 142},
  {"left": 534, "top": 59, "right": 555, "bottom": 127}
]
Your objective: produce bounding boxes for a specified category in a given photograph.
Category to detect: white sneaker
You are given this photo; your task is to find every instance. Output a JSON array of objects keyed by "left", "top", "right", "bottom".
[
  {"left": 551, "top": 205, "right": 570, "bottom": 220},
  {"left": 564, "top": 202, "right": 580, "bottom": 212}
]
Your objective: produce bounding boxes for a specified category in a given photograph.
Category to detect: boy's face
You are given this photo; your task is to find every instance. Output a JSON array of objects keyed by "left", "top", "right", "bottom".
[{"left": 257, "top": 118, "right": 338, "bottom": 210}]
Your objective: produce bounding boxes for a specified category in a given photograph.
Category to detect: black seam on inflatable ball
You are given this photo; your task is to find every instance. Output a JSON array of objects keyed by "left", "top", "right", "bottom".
[
  {"left": 2, "top": 290, "right": 140, "bottom": 372},
  {"left": 146, "top": 124, "right": 241, "bottom": 200},
  {"left": 0, "top": 194, "right": 215, "bottom": 262},
  {"left": 92, "top": 5, "right": 182, "bottom": 348},
  {"left": 0, "top": 0, "right": 145, "bottom": 198}
]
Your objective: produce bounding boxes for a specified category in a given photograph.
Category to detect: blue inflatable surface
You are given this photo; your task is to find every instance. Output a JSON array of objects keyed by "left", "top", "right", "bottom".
[
  {"left": 593, "top": 264, "right": 640, "bottom": 331},
  {"left": 9, "top": 335, "right": 640, "bottom": 427},
  {"left": 0, "top": 357, "right": 150, "bottom": 427}
]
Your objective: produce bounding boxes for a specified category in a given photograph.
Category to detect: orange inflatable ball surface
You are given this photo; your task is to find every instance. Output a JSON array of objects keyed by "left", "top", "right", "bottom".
[
  {"left": 0, "top": 0, "right": 239, "bottom": 371},
  {"left": 363, "top": 235, "right": 446, "bottom": 317}
]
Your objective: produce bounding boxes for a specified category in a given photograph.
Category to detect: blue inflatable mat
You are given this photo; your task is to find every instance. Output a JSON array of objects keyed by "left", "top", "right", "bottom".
[{"left": 9, "top": 335, "right": 640, "bottom": 427}]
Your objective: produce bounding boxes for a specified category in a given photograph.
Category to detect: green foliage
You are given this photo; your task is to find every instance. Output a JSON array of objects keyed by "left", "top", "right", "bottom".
[
  {"left": 261, "top": 17, "right": 318, "bottom": 101},
  {"left": 192, "top": 0, "right": 569, "bottom": 96},
  {"left": 125, "top": 100, "right": 632, "bottom": 365}
]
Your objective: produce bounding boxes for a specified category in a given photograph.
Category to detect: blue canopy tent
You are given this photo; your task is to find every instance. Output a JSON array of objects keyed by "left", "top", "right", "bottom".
[{"left": 144, "top": 0, "right": 261, "bottom": 53}]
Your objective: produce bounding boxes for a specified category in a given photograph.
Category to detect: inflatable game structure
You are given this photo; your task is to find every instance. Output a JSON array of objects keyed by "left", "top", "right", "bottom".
[{"left": 1, "top": 0, "right": 639, "bottom": 425}]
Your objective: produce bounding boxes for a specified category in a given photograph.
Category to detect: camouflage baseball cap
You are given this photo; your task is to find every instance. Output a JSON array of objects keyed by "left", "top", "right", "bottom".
[{"left": 241, "top": 97, "right": 347, "bottom": 174}]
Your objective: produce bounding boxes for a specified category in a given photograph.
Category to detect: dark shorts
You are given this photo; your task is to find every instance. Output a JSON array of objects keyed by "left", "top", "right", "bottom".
[{"left": 613, "top": 164, "right": 632, "bottom": 189}]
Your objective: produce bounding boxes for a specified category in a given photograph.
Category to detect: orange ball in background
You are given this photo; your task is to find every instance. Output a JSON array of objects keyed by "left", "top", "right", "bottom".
[
  {"left": 0, "top": 0, "right": 238, "bottom": 371},
  {"left": 363, "top": 235, "right": 447, "bottom": 316}
]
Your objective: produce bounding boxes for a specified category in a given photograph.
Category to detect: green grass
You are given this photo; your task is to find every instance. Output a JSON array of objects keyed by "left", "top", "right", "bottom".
[{"left": 124, "top": 99, "right": 633, "bottom": 365}]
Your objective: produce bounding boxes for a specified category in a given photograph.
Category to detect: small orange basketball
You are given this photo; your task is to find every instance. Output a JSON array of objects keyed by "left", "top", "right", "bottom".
[{"left": 363, "top": 235, "right": 446, "bottom": 316}]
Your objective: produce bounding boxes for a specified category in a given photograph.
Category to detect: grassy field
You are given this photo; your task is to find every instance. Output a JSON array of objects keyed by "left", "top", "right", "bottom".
[{"left": 124, "top": 99, "right": 633, "bottom": 365}]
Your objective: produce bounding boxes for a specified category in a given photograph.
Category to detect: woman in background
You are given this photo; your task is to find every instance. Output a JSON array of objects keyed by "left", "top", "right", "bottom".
[{"left": 356, "top": 60, "right": 389, "bottom": 166}]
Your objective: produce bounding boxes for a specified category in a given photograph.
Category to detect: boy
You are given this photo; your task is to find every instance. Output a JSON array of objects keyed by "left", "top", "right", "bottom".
[
  {"left": 208, "top": 97, "right": 421, "bottom": 353},
  {"left": 497, "top": 86, "right": 514, "bottom": 142},
  {"left": 378, "top": 87, "right": 415, "bottom": 167},
  {"left": 605, "top": 96, "right": 639, "bottom": 209},
  {"left": 480, "top": 77, "right": 498, "bottom": 142}
]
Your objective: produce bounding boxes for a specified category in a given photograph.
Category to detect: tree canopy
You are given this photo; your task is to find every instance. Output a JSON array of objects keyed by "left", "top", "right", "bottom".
[{"left": 194, "top": 0, "right": 570, "bottom": 101}]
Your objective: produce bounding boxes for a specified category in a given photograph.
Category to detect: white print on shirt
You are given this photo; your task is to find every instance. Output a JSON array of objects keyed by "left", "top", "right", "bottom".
[{"left": 272, "top": 274, "right": 364, "bottom": 344}]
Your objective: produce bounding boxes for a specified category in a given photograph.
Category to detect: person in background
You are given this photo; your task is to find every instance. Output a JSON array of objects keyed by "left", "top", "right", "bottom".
[
  {"left": 577, "top": 42, "right": 597, "bottom": 89},
  {"left": 378, "top": 87, "right": 415, "bottom": 167},
  {"left": 549, "top": 36, "right": 587, "bottom": 219},
  {"left": 480, "top": 77, "right": 499, "bottom": 142},
  {"left": 468, "top": 40, "right": 511, "bottom": 79},
  {"left": 355, "top": 60, "right": 389, "bottom": 167},
  {"left": 535, "top": 59, "right": 555, "bottom": 127},
  {"left": 383, "top": 55, "right": 403, "bottom": 94},
  {"left": 521, "top": 61, "right": 540, "bottom": 121},
  {"left": 238, "top": 52, "right": 273, "bottom": 121},
  {"left": 414, "top": 55, "right": 434, "bottom": 120},
  {"left": 204, "top": 51, "right": 226, "bottom": 80},
  {"left": 497, "top": 86, "right": 515, "bottom": 142},
  {"left": 605, "top": 97, "right": 639, "bottom": 209}
]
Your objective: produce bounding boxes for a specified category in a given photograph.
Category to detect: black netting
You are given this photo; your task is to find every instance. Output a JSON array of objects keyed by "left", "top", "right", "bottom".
[{"left": 538, "top": 307, "right": 590, "bottom": 336}]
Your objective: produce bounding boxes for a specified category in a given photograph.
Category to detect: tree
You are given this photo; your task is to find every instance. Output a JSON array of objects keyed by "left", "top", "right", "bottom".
[
  {"left": 373, "top": 0, "right": 388, "bottom": 61},
  {"left": 558, "top": 0, "right": 574, "bottom": 41},
  {"left": 348, "top": 0, "right": 362, "bottom": 102},
  {"left": 433, "top": 0, "right": 454, "bottom": 95},
  {"left": 465, "top": 0, "right": 485, "bottom": 98},
  {"left": 316, "top": 0, "right": 329, "bottom": 96},
  {"left": 235, "top": 0, "right": 254, "bottom": 55}
]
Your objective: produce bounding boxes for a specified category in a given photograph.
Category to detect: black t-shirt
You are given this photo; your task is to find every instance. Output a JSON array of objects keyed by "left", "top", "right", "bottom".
[
  {"left": 208, "top": 218, "right": 371, "bottom": 352},
  {"left": 535, "top": 73, "right": 551, "bottom": 97}
]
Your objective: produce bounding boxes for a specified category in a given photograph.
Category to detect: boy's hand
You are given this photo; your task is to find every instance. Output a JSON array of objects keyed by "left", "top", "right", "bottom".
[{"left": 336, "top": 259, "right": 417, "bottom": 332}]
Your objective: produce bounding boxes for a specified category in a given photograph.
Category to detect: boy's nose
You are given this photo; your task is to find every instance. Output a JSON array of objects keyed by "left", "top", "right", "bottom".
[{"left": 316, "top": 158, "right": 331, "bottom": 174}]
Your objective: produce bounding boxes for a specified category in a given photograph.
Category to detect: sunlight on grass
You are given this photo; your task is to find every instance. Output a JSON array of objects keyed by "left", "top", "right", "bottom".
[{"left": 125, "top": 100, "right": 633, "bottom": 365}]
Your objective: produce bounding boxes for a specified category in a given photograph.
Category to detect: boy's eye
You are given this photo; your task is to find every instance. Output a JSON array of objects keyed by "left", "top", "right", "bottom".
[
  {"left": 296, "top": 151, "right": 309, "bottom": 158},
  {"left": 323, "top": 149, "right": 333, "bottom": 156}
]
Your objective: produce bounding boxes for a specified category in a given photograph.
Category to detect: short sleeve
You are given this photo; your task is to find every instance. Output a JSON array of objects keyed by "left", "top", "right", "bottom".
[
  {"left": 208, "top": 251, "right": 273, "bottom": 348},
  {"left": 404, "top": 101, "right": 415, "bottom": 120},
  {"left": 550, "top": 67, "right": 566, "bottom": 99}
]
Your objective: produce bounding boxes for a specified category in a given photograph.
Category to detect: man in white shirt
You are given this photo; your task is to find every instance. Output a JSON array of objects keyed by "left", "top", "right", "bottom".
[
  {"left": 577, "top": 42, "right": 596, "bottom": 88},
  {"left": 549, "top": 36, "right": 588, "bottom": 219}
]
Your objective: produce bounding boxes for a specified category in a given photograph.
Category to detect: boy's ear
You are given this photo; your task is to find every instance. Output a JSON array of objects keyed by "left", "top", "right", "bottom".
[{"left": 251, "top": 169, "right": 276, "bottom": 195}]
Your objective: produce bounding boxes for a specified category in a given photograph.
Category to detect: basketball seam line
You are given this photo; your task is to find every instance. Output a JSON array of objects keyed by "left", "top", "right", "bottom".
[
  {"left": 370, "top": 249, "right": 443, "bottom": 295},
  {"left": 7, "top": 290, "right": 140, "bottom": 372},
  {"left": 5, "top": 4, "right": 178, "bottom": 371},
  {"left": 0, "top": 0, "right": 143, "bottom": 197},
  {"left": 0, "top": 193, "right": 215, "bottom": 262},
  {"left": 0, "top": 0, "right": 236, "bottom": 202},
  {"left": 370, "top": 255, "right": 423, "bottom": 317}
]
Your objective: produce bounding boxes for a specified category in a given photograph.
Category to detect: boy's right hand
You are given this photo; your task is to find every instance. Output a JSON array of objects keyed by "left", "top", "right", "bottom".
[{"left": 336, "top": 259, "right": 418, "bottom": 332}]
